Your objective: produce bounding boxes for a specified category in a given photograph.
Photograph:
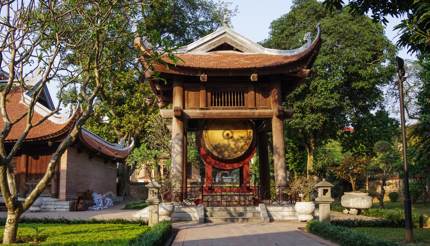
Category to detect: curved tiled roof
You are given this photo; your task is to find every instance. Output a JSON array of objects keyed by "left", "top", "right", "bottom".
[
  {"left": 142, "top": 25, "right": 321, "bottom": 74},
  {"left": 1, "top": 87, "right": 133, "bottom": 160},
  {"left": 78, "top": 128, "right": 134, "bottom": 159},
  {"left": 2, "top": 88, "right": 75, "bottom": 142}
]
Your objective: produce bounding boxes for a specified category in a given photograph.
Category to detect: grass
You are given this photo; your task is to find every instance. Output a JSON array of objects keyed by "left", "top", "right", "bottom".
[
  {"left": 0, "top": 223, "right": 150, "bottom": 245},
  {"left": 352, "top": 227, "right": 430, "bottom": 246},
  {"left": 382, "top": 202, "right": 430, "bottom": 217},
  {"left": 123, "top": 200, "right": 148, "bottom": 210}
]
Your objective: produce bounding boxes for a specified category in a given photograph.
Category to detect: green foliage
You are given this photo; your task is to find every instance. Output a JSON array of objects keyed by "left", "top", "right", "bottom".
[
  {"left": 130, "top": 221, "right": 172, "bottom": 246},
  {"left": 340, "top": 110, "right": 399, "bottom": 157},
  {"left": 322, "top": 0, "right": 412, "bottom": 24},
  {"left": 314, "top": 140, "right": 343, "bottom": 177},
  {"left": 367, "top": 140, "right": 401, "bottom": 206},
  {"left": 331, "top": 219, "right": 403, "bottom": 228},
  {"left": 396, "top": 0, "right": 430, "bottom": 54},
  {"left": 409, "top": 180, "right": 426, "bottom": 203},
  {"left": 126, "top": 114, "right": 171, "bottom": 174},
  {"left": 139, "top": 0, "right": 235, "bottom": 46},
  {"left": 0, "top": 218, "right": 142, "bottom": 226},
  {"left": 288, "top": 176, "right": 317, "bottom": 201},
  {"left": 411, "top": 56, "right": 430, "bottom": 181},
  {"left": 323, "top": 0, "right": 430, "bottom": 54},
  {"left": 388, "top": 192, "right": 399, "bottom": 203},
  {"left": 352, "top": 227, "right": 430, "bottom": 245},
  {"left": 265, "top": 0, "right": 396, "bottom": 174},
  {"left": 0, "top": 223, "right": 150, "bottom": 245},
  {"left": 123, "top": 200, "right": 148, "bottom": 210},
  {"left": 362, "top": 208, "right": 421, "bottom": 226},
  {"left": 335, "top": 154, "right": 369, "bottom": 191},
  {"left": 306, "top": 220, "right": 397, "bottom": 246}
]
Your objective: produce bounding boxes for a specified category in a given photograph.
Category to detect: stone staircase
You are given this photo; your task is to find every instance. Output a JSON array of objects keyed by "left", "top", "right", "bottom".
[
  {"left": 30, "top": 197, "right": 72, "bottom": 212},
  {"left": 205, "top": 206, "right": 261, "bottom": 223}
]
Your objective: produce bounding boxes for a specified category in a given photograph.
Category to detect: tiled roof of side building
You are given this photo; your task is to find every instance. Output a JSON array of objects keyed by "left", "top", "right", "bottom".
[
  {"left": 1, "top": 87, "right": 75, "bottom": 142},
  {"left": 1, "top": 87, "right": 133, "bottom": 160}
]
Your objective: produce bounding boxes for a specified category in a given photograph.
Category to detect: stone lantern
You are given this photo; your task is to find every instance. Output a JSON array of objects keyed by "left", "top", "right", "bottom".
[
  {"left": 146, "top": 181, "right": 161, "bottom": 226},
  {"left": 314, "top": 179, "right": 334, "bottom": 222}
]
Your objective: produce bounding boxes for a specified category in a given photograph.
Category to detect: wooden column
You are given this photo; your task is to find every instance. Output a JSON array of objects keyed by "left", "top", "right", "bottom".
[
  {"left": 257, "top": 127, "right": 271, "bottom": 200},
  {"left": 171, "top": 81, "right": 185, "bottom": 202},
  {"left": 271, "top": 82, "right": 286, "bottom": 198},
  {"left": 182, "top": 130, "right": 188, "bottom": 199}
]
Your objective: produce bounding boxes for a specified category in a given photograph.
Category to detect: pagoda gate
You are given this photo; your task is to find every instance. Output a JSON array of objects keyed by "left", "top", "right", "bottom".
[{"left": 136, "top": 26, "right": 321, "bottom": 205}]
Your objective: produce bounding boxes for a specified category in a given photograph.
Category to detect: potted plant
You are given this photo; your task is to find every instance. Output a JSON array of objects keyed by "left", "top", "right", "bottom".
[{"left": 289, "top": 176, "right": 316, "bottom": 221}]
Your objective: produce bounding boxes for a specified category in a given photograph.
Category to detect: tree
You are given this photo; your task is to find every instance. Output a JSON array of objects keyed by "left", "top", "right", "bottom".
[
  {"left": 264, "top": 0, "right": 396, "bottom": 177},
  {"left": 335, "top": 154, "right": 369, "bottom": 191},
  {"left": 80, "top": 0, "right": 235, "bottom": 191},
  {"left": 340, "top": 110, "right": 399, "bottom": 156},
  {"left": 410, "top": 56, "right": 430, "bottom": 202},
  {"left": 368, "top": 140, "right": 401, "bottom": 208},
  {"left": 323, "top": 0, "right": 430, "bottom": 54},
  {"left": 314, "top": 140, "right": 343, "bottom": 178},
  {"left": 139, "top": 0, "right": 236, "bottom": 46},
  {"left": 0, "top": 1, "right": 163, "bottom": 243}
]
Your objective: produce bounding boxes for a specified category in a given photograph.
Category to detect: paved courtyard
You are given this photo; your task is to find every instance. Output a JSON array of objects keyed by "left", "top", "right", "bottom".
[{"left": 172, "top": 222, "right": 337, "bottom": 246}]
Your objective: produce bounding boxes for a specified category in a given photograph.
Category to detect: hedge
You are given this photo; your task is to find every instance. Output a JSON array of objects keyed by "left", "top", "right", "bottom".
[
  {"left": 331, "top": 219, "right": 403, "bottom": 228},
  {"left": 130, "top": 221, "right": 172, "bottom": 246},
  {"left": 306, "top": 220, "right": 397, "bottom": 246}
]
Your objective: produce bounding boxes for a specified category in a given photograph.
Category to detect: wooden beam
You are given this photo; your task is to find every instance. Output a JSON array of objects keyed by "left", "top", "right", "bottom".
[{"left": 160, "top": 109, "right": 275, "bottom": 119}]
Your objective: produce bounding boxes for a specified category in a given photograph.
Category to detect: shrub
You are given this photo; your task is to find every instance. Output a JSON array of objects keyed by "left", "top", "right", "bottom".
[
  {"left": 124, "top": 200, "right": 148, "bottom": 210},
  {"left": 306, "top": 220, "right": 397, "bottom": 246},
  {"left": 331, "top": 219, "right": 402, "bottom": 228},
  {"left": 130, "top": 221, "right": 172, "bottom": 246},
  {"left": 409, "top": 181, "right": 425, "bottom": 203},
  {"left": 388, "top": 192, "right": 399, "bottom": 202},
  {"left": 362, "top": 208, "right": 420, "bottom": 227}
]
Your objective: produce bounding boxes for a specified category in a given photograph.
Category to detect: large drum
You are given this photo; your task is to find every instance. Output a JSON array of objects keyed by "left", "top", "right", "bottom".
[{"left": 201, "top": 120, "right": 254, "bottom": 162}]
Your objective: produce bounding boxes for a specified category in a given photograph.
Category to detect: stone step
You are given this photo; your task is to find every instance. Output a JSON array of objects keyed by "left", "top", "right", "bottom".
[
  {"left": 174, "top": 206, "right": 199, "bottom": 213},
  {"left": 39, "top": 199, "right": 72, "bottom": 212},
  {"left": 205, "top": 206, "right": 258, "bottom": 213},
  {"left": 41, "top": 201, "right": 71, "bottom": 206},
  {"left": 206, "top": 211, "right": 260, "bottom": 218},
  {"left": 206, "top": 217, "right": 261, "bottom": 223}
]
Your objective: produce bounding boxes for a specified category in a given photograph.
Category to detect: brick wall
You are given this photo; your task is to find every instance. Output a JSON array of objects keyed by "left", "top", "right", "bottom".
[{"left": 60, "top": 147, "right": 117, "bottom": 200}]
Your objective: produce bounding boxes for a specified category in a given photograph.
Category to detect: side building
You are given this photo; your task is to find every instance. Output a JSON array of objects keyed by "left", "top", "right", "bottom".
[{"left": 1, "top": 86, "right": 133, "bottom": 210}]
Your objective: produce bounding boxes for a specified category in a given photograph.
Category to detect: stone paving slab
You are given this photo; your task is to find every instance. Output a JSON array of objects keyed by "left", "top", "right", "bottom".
[{"left": 172, "top": 222, "right": 337, "bottom": 246}]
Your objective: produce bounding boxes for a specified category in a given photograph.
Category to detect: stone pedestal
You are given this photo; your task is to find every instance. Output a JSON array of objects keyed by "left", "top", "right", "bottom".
[
  {"left": 317, "top": 203, "right": 331, "bottom": 222},
  {"left": 315, "top": 179, "right": 334, "bottom": 222},
  {"left": 148, "top": 204, "right": 159, "bottom": 226},
  {"left": 146, "top": 181, "right": 161, "bottom": 226}
]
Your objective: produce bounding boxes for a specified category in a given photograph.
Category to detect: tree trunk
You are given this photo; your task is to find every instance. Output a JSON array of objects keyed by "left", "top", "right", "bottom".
[
  {"left": 305, "top": 137, "right": 315, "bottom": 179},
  {"left": 350, "top": 177, "right": 357, "bottom": 191},
  {"left": 3, "top": 211, "right": 19, "bottom": 244},
  {"left": 379, "top": 178, "right": 386, "bottom": 208}
]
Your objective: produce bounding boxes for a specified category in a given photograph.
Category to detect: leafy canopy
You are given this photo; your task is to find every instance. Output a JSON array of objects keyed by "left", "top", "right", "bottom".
[{"left": 264, "top": 0, "right": 396, "bottom": 174}]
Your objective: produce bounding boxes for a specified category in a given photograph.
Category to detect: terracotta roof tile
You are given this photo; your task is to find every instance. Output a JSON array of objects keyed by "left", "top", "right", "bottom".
[
  {"left": 161, "top": 52, "right": 300, "bottom": 70},
  {"left": 78, "top": 129, "right": 134, "bottom": 159},
  {"left": 1, "top": 88, "right": 133, "bottom": 159},
  {"left": 1, "top": 88, "right": 74, "bottom": 142}
]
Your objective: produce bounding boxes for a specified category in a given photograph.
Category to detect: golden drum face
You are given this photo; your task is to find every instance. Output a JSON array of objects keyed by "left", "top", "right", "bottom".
[{"left": 202, "top": 120, "right": 254, "bottom": 161}]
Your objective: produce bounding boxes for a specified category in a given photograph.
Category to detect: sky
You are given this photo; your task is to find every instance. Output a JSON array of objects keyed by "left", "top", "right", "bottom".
[{"left": 228, "top": 0, "right": 416, "bottom": 61}]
